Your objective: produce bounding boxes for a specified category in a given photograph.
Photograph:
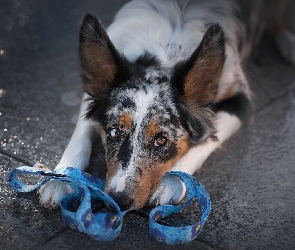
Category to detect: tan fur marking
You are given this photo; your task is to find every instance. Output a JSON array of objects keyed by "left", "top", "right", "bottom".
[
  {"left": 104, "top": 159, "right": 121, "bottom": 189},
  {"left": 119, "top": 113, "right": 133, "bottom": 131},
  {"left": 176, "top": 135, "right": 190, "bottom": 159},
  {"left": 145, "top": 120, "right": 161, "bottom": 138},
  {"left": 132, "top": 135, "right": 190, "bottom": 209},
  {"left": 81, "top": 41, "right": 116, "bottom": 96},
  {"left": 184, "top": 47, "right": 224, "bottom": 108},
  {"left": 132, "top": 160, "right": 169, "bottom": 209}
]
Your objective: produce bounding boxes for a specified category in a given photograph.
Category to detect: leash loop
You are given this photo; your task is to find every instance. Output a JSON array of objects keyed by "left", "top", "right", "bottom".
[
  {"left": 149, "top": 171, "right": 211, "bottom": 244},
  {"left": 8, "top": 165, "right": 211, "bottom": 244}
]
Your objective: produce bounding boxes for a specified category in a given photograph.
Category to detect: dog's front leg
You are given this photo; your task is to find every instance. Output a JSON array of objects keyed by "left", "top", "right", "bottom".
[
  {"left": 150, "top": 111, "right": 242, "bottom": 206},
  {"left": 39, "top": 93, "right": 97, "bottom": 209}
]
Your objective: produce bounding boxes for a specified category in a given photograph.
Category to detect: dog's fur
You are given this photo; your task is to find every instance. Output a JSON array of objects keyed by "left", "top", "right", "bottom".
[{"left": 39, "top": 0, "right": 295, "bottom": 210}]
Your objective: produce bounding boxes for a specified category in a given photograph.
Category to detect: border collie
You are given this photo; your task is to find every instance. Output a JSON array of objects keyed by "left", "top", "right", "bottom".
[{"left": 39, "top": 0, "right": 295, "bottom": 210}]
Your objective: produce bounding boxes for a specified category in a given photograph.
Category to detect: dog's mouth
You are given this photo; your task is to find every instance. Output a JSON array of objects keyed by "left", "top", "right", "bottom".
[
  {"left": 104, "top": 175, "right": 162, "bottom": 210},
  {"left": 104, "top": 186, "right": 153, "bottom": 210}
]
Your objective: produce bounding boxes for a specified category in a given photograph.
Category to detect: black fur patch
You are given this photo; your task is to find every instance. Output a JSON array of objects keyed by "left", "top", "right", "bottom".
[
  {"left": 176, "top": 104, "right": 215, "bottom": 144},
  {"left": 118, "top": 135, "right": 132, "bottom": 170},
  {"left": 162, "top": 141, "right": 178, "bottom": 163},
  {"left": 121, "top": 98, "right": 136, "bottom": 109},
  {"left": 133, "top": 52, "right": 160, "bottom": 69},
  {"left": 214, "top": 92, "right": 253, "bottom": 123},
  {"left": 84, "top": 95, "right": 109, "bottom": 125}
]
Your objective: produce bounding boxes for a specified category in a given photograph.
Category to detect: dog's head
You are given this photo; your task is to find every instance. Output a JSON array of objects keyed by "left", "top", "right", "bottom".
[{"left": 79, "top": 14, "right": 225, "bottom": 209}]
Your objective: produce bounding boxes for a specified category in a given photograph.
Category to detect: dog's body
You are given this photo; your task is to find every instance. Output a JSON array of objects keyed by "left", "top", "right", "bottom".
[{"left": 40, "top": 0, "right": 295, "bottom": 210}]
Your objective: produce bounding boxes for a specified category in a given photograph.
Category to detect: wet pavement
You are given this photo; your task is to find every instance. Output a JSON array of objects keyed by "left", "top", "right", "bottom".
[{"left": 1, "top": 1, "right": 295, "bottom": 249}]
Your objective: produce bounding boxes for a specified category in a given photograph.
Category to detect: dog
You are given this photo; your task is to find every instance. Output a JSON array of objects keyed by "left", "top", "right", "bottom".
[{"left": 39, "top": 0, "right": 295, "bottom": 210}]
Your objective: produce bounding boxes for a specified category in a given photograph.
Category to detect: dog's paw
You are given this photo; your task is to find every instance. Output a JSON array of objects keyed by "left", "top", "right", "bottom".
[
  {"left": 149, "top": 175, "right": 186, "bottom": 206},
  {"left": 39, "top": 180, "right": 72, "bottom": 209}
]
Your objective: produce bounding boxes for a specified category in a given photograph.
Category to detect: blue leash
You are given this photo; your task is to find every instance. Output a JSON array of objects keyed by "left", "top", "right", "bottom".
[{"left": 8, "top": 165, "right": 211, "bottom": 245}]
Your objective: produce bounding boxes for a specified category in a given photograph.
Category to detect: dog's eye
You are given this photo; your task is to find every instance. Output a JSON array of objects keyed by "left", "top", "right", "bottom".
[
  {"left": 110, "top": 128, "right": 121, "bottom": 140},
  {"left": 154, "top": 136, "right": 167, "bottom": 147}
]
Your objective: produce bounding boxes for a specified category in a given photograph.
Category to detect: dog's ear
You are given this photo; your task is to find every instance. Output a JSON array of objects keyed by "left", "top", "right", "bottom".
[
  {"left": 172, "top": 24, "right": 225, "bottom": 143},
  {"left": 172, "top": 24, "right": 225, "bottom": 109},
  {"left": 79, "top": 13, "right": 129, "bottom": 97}
]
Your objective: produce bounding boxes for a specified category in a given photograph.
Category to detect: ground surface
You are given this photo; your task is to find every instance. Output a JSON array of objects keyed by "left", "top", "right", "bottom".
[{"left": 1, "top": 1, "right": 295, "bottom": 249}]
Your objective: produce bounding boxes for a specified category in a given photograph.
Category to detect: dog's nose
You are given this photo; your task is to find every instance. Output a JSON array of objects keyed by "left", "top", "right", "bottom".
[{"left": 108, "top": 191, "right": 133, "bottom": 210}]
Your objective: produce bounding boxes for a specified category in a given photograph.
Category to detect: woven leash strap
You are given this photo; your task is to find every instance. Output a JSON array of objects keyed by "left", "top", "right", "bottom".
[{"left": 8, "top": 165, "right": 211, "bottom": 245}]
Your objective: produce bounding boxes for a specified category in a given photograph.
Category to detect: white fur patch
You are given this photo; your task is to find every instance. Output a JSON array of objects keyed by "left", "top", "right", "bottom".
[
  {"left": 133, "top": 88, "right": 157, "bottom": 140},
  {"left": 172, "top": 111, "right": 242, "bottom": 174},
  {"left": 108, "top": 168, "right": 127, "bottom": 193}
]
